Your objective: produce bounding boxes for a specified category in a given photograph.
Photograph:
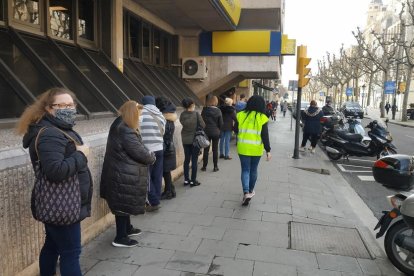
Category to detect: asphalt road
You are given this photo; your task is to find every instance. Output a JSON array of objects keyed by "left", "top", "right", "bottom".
[{"left": 324, "top": 119, "right": 414, "bottom": 219}]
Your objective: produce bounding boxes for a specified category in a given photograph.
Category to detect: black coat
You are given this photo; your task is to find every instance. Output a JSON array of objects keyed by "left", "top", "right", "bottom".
[
  {"left": 302, "top": 106, "right": 324, "bottom": 134},
  {"left": 23, "top": 114, "right": 93, "bottom": 222},
  {"left": 220, "top": 105, "right": 237, "bottom": 131},
  {"left": 201, "top": 106, "right": 223, "bottom": 138},
  {"left": 163, "top": 113, "right": 177, "bottom": 172},
  {"left": 100, "top": 117, "right": 155, "bottom": 216}
]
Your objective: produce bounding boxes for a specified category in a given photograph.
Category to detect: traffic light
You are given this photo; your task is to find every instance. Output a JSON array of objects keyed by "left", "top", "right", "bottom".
[{"left": 296, "top": 45, "right": 311, "bottom": 88}]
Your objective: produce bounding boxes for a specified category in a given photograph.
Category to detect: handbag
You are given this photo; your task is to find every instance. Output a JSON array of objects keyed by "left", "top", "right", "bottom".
[
  {"left": 192, "top": 112, "right": 210, "bottom": 149},
  {"left": 31, "top": 127, "right": 82, "bottom": 225}
]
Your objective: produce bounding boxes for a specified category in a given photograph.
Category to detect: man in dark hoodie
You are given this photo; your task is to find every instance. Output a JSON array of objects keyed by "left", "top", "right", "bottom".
[
  {"left": 300, "top": 100, "right": 324, "bottom": 154},
  {"left": 201, "top": 95, "right": 223, "bottom": 172}
]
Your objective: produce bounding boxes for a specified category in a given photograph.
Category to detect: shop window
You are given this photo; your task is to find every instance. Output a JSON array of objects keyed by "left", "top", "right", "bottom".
[
  {"left": 142, "top": 24, "right": 151, "bottom": 63},
  {"left": 129, "top": 16, "right": 141, "bottom": 59},
  {"left": 49, "top": 0, "right": 73, "bottom": 40},
  {"left": 78, "top": 0, "right": 94, "bottom": 41},
  {"left": 153, "top": 28, "right": 161, "bottom": 65},
  {"left": 13, "top": 0, "right": 39, "bottom": 24}
]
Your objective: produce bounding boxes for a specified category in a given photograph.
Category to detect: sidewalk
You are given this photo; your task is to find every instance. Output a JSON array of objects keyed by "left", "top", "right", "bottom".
[
  {"left": 79, "top": 114, "right": 402, "bottom": 276},
  {"left": 365, "top": 107, "right": 414, "bottom": 128}
]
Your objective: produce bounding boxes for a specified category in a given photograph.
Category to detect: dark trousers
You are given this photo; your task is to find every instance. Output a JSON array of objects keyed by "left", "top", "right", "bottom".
[
  {"left": 183, "top": 144, "right": 200, "bottom": 182},
  {"left": 203, "top": 136, "right": 219, "bottom": 168},
  {"left": 39, "top": 222, "right": 82, "bottom": 276},
  {"left": 148, "top": 150, "right": 164, "bottom": 206},
  {"left": 301, "top": 132, "right": 319, "bottom": 148},
  {"left": 163, "top": 171, "right": 172, "bottom": 192},
  {"left": 115, "top": 215, "right": 132, "bottom": 239}
]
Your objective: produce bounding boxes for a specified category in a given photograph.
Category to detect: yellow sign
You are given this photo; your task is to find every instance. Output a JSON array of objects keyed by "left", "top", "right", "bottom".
[
  {"left": 212, "top": 31, "right": 271, "bottom": 53},
  {"left": 219, "top": 0, "right": 241, "bottom": 26},
  {"left": 399, "top": 82, "right": 406, "bottom": 93},
  {"left": 281, "top": 34, "right": 296, "bottom": 55},
  {"left": 239, "top": 80, "right": 248, "bottom": 87}
]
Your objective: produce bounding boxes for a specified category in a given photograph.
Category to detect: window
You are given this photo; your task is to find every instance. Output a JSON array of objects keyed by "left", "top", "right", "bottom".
[
  {"left": 13, "top": 0, "right": 39, "bottom": 24},
  {"left": 78, "top": 0, "right": 94, "bottom": 41},
  {"left": 129, "top": 16, "right": 141, "bottom": 58},
  {"left": 153, "top": 28, "right": 160, "bottom": 65},
  {"left": 49, "top": 0, "right": 73, "bottom": 40},
  {"left": 142, "top": 24, "right": 151, "bottom": 63},
  {"left": 0, "top": 0, "right": 4, "bottom": 21}
]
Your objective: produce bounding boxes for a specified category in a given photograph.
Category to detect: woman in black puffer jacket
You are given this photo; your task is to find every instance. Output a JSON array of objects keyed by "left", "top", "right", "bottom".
[
  {"left": 300, "top": 100, "right": 324, "bottom": 154},
  {"left": 18, "top": 87, "right": 92, "bottom": 276},
  {"left": 201, "top": 96, "right": 223, "bottom": 172},
  {"left": 100, "top": 101, "right": 155, "bottom": 248}
]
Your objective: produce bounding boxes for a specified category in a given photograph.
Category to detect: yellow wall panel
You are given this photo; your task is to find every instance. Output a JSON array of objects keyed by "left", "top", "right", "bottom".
[
  {"left": 219, "top": 0, "right": 241, "bottom": 25},
  {"left": 212, "top": 31, "right": 271, "bottom": 53}
]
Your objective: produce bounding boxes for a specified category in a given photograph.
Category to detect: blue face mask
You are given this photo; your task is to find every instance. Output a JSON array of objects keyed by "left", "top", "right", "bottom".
[{"left": 55, "top": 108, "right": 77, "bottom": 126}]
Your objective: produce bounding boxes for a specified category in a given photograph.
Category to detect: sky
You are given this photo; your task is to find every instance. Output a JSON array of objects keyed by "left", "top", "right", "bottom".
[{"left": 281, "top": 0, "right": 379, "bottom": 87}]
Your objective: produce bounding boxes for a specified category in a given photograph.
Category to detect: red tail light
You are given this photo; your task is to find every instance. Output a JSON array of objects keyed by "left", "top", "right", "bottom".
[
  {"left": 320, "top": 117, "right": 328, "bottom": 123},
  {"left": 374, "top": 160, "right": 391, "bottom": 169}
]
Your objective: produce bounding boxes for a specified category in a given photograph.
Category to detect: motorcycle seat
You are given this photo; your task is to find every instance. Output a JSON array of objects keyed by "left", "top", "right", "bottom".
[{"left": 336, "top": 130, "right": 363, "bottom": 142}]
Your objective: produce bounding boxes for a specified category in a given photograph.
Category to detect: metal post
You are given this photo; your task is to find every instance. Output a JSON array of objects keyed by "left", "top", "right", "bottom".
[
  {"left": 290, "top": 88, "right": 293, "bottom": 131},
  {"left": 293, "top": 86, "right": 302, "bottom": 159}
]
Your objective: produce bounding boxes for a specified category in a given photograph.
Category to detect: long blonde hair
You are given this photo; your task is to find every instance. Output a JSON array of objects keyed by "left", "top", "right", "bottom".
[
  {"left": 16, "top": 87, "right": 76, "bottom": 135},
  {"left": 118, "top": 101, "right": 143, "bottom": 130}
]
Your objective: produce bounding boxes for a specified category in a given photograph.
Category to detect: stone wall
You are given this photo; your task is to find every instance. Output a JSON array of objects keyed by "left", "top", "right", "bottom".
[{"left": 0, "top": 119, "right": 186, "bottom": 276}]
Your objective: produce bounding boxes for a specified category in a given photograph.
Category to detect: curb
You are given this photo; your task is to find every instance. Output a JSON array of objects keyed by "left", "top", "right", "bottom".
[{"left": 366, "top": 116, "right": 414, "bottom": 128}]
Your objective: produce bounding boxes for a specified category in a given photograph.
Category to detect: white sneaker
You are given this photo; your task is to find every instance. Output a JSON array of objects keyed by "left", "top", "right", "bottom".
[
  {"left": 310, "top": 148, "right": 316, "bottom": 154},
  {"left": 299, "top": 147, "right": 306, "bottom": 152},
  {"left": 249, "top": 190, "right": 255, "bottom": 198},
  {"left": 242, "top": 193, "right": 252, "bottom": 206}
]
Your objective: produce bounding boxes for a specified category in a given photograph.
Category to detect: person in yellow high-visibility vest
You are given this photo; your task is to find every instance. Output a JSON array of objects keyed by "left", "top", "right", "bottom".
[{"left": 235, "top": 95, "right": 271, "bottom": 206}]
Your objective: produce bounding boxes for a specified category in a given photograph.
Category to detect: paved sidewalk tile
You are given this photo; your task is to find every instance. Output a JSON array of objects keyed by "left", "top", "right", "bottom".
[
  {"left": 253, "top": 261, "right": 297, "bottom": 276},
  {"left": 133, "top": 266, "right": 181, "bottom": 276},
  {"left": 84, "top": 260, "right": 139, "bottom": 276},
  {"left": 196, "top": 239, "right": 239, "bottom": 258},
  {"left": 165, "top": 251, "right": 214, "bottom": 274},
  {"left": 208, "top": 256, "right": 254, "bottom": 276},
  {"left": 316, "top": 253, "right": 362, "bottom": 274},
  {"left": 188, "top": 225, "right": 226, "bottom": 240},
  {"left": 222, "top": 228, "right": 259, "bottom": 245},
  {"left": 297, "top": 268, "right": 341, "bottom": 276}
]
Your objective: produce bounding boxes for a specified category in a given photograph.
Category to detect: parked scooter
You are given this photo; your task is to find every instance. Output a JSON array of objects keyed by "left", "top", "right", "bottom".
[{"left": 372, "top": 154, "right": 414, "bottom": 275}]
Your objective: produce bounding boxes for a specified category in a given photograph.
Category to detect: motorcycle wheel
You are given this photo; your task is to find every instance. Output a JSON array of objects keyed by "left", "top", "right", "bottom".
[
  {"left": 384, "top": 220, "right": 414, "bottom": 275},
  {"left": 327, "top": 151, "right": 342, "bottom": 161}
]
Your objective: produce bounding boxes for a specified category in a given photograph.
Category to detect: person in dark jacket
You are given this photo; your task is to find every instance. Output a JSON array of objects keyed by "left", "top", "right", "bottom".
[
  {"left": 156, "top": 97, "right": 178, "bottom": 200},
  {"left": 100, "top": 101, "right": 156, "bottom": 248},
  {"left": 300, "top": 100, "right": 324, "bottom": 154},
  {"left": 220, "top": 98, "right": 237, "bottom": 159},
  {"left": 17, "top": 87, "right": 92, "bottom": 276},
  {"left": 201, "top": 96, "right": 223, "bottom": 172},
  {"left": 180, "top": 98, "right": 206, "bottom": 187}
]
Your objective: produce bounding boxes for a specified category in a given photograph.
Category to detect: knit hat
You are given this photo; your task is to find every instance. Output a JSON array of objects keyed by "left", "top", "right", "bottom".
[
  {"left": 142, "top": 95, "right": 155, "bottom": 105},
  {"left": 225, "top": 98, "right": 233, "bottom": 106}
]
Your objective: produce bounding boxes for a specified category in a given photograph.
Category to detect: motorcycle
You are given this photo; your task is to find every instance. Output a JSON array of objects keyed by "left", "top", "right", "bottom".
[
  {"left": 373, "top": 155, "right": 414, "bottom": 275},
  {"left": 323, "top": 120, "right": 397, "bottom": 160}
]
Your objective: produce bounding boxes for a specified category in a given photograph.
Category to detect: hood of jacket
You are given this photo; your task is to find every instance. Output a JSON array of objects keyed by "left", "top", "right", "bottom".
[
  {"left": 203, "top": 106, "right": 221, "bottom": 117},
  {"left": 304, "top": 106, "right": 322, "bottom": 117},
  {"left": 221, "top": 105, "right": 235, "bottom": 114},
  {"left": 163, "top": 112, "right": 177, "bottom": 122},
  {"left": 143, "top": 104, "right": 163, "bottom": 116}
]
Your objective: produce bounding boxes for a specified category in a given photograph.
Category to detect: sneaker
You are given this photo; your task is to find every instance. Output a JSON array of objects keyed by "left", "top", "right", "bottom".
[
  {"left": 213, "top": 167, "right": 219, "bottom": 172},
  {"left": 249, "top": 190, "right": 255, "bottom": 198},
  {"left": 219, "top": 154, "right": 225, "bottom": 159},
  {"left": 224, "top": 156, "right": 232, "bottom": 160},
  {"left": 242, "top": 193, "right": 252, "bottom": 206},
  {"left": 201, "top": 166, "right": 207, "bottom": 171},
  {"left": 127, "top": 227, "right": 142, "bottom": 237},
  {"left": 190, "top": 180, "right": 201, "bottom": 187},
  {"left": 184, "top": 180, "right": 190, "bottom": 186},
  {"left": 146, "top": 204, "right": 160, "bottom": 212},
  {"left": 310, "top": 148, "right": 316, "bottom": 154},
  {"left": 299, "top": 147, "right": 306, "bottom": 152},
  {"left": 112, "top": 237, "right": 138, "bottom": 248}
]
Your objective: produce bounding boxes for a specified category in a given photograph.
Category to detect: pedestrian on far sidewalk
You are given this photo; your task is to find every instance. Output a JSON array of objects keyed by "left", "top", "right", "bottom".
[
  {"left": 100, "top": 101, "right": 155, "bottom": 248},
  {"left": 156, "top": 97, "right": 178, "bottom": 200},
  {"left": 220, "top": 97, "right": 237, "bottom": 160},
  {"left": 201, "top": 95, "right": 223, "bottom": 172},
  {"left": 234, "top": 95, "right": 271, "bottom": 206},
  {"left": 180, "top": 98, "right": 206, "bottom": 187},
  {"left": 385, "top": 102, "right": 391, "bottom": 115},
  {"left": 140, "top": 95, "right": 166, "bottom": 212},
  {"left": 281, "top": 101, "right": 288, "bottom": 117},
  {"left": 299, "top": 100, "right": 324, "bottom": 154}
]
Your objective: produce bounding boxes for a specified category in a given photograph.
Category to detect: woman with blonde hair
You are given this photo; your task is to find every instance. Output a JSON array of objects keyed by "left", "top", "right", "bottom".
[
  {"left": 18, "top": 87, "right": 92, "bottom": 276},
  {"left": 201, "top": 95, "right": 223, "bottom": 172},
  {"left": 100, "top": 101, "right": 155, "bottom": 248}
]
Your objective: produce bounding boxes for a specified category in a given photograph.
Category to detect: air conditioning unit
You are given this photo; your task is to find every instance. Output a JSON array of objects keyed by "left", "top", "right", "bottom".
[{"left": 182, "top": 57, "right": 208, "bottom": 79}]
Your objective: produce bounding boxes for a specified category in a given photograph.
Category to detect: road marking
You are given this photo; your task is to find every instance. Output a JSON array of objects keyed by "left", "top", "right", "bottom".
[
  {"left": 358, "top": 175, "right": 375, "bottom": 181},
  {"left": 340, "top": 164, "right": 372, "bottom": 169},
  {"left": 406, "top": 135, "right": 414, "bottom": 139},
  {"left": 347, "top": 158, "right": 375, "bottom": 163},
  {"left": 337, "top": 164, "right": 371, "bottom": 173}
]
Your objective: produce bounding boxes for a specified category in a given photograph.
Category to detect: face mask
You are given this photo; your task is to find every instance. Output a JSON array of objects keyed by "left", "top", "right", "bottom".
[{"left": 55, "top": 108, "right": 77, "bottom": 125}]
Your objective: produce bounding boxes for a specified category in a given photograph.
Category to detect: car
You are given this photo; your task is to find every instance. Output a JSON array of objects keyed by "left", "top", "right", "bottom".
[
  {"left": 292, "top": 101, "right": 310, "bottom": 119},
  {"left": 340, "top": 101, "right": 364, "bottom": 119}
]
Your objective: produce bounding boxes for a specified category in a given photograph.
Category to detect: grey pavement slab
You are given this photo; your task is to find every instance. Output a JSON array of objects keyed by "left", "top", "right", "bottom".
[{"left": 78, "top": 114, "right": 401, "bottom": 275}]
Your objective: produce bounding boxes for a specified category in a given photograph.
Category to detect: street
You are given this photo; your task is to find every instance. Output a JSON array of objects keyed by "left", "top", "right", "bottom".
[{"left": 325, "top": 118, "right": 414, "bottom": 219}]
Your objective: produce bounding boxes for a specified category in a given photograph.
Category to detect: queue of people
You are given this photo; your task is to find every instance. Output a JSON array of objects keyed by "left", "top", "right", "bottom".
[{"left": 16, "top": 88, "right": 274, "bottom": 275}]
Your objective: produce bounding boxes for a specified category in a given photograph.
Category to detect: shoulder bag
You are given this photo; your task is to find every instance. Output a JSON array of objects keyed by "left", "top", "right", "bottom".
[
  {"left": 192, "top": 112, "right": 210, "bottom": 148},
  {"left": 31, "top": 127, "right": 82, "bottom": 225}
]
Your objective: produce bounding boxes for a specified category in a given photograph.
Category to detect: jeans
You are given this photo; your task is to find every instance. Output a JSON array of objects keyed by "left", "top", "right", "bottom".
[
  {"left": 183, "top": 144, "right": 200, "bottom": 181},
  {"left": 203, "top": 136, "right": 219, "bottom": 168},
  {"left": 39, "top": 222, "right": 82, "bottom": 276},
  {"left": 148, "top": 150, "right": 164, "bottom": 206},
  {"left": 115, "top": 215, "right": 132, "bottom": 239},
  {"left": 301, "top": 132, "right": 319, "bottom": 148},
  {"left": 220, "top": 131, "right": 232, "bottom": 157},
  {"left": 239, "top": 154, "right": 261, "bottom": 193}
]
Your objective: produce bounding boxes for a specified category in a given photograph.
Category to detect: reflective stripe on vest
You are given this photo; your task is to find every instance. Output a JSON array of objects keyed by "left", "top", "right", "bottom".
[{"left": 237, "top": 111, "right": 268, "bottom": 156}]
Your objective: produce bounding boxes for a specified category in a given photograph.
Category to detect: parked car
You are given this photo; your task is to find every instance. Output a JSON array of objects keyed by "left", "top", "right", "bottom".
[
  {"left": 292, "top": 101, "right": 310, "bottom": 119},
  {"left": 340, "top": 101, "right": 364, "bottom": 119}
]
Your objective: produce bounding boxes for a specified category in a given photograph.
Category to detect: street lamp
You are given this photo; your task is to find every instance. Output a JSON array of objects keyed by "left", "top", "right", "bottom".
[{"left": 361, "top": 84, "right": 367, "bottom": 115}]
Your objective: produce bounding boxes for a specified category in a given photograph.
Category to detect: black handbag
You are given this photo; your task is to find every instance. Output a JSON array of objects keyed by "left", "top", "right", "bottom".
[
  {"left": 31, "top": 127, "right": 82, "bottom": 225},
  {"left": 192, "top": 113, "right": 210, "bottom": 149}
]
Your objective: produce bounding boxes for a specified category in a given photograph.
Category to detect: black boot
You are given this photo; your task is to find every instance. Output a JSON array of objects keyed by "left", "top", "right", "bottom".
[
  {"left": 171, "top": 185, "right": 176, "bottom": 198},
  {"left": 161, "top": 191, "right": 173, "bottom": 200}
]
